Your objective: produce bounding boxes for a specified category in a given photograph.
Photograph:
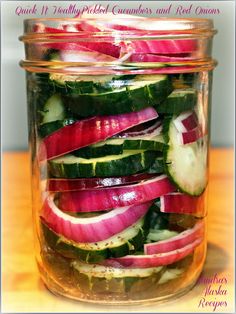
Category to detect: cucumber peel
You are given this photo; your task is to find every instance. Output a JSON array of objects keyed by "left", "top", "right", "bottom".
[
  {"left": 49, "top": 150, "right": 159, "bottom": 178},
  {"left": 41, "top": 217, "right": 147, "bottom": 263},
  {"left": 156, "top": 89, "right": 197, "bottom": 114},
  {"left": 73, "top": 135, "right": 167, "bottom": 159},
  {"left": 41, "top": 94, "right": 66, "bottom": 124},
  {"left": 61, "top": 75, "right": 173, "bottom": 117},
  {"left": 164, "top": 118, "right": 208, "bottom": 196},
  {"left": 72, "top": 260, "right": 164, "bottom": 294},
  {"left": 38, "top": 118, "right": 76, "bottom": 138}
]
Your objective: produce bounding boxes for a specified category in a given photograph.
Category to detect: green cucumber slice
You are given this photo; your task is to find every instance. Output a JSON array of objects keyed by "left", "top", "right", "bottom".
[
  {"left": 146, "top": 229, "right": 179, "bottom": 243},
  {"left": 40, "top": 94, "right": 66, "bottom": 124},
  {"left": 171, "top": 73, "right": 196, "bottom": 89},
  {"left": 48, "top": 150, "right": 158, "bottom": 178},
  {"left": 73, "top": 139, "right": 124, "bottom": 158},
  {"left": 148, "top": 206, "right": 170, "bottom": 230},
  {"left": 50, "top": 73, "right": 115, "bottom": 93},
  {"left": 62, "top": 75, "right": 173, "bottom": 117},
  {"left": 71, "top": 260, "right": 187, "bottom": 294},
  {"left": 72, "top": 260, "right": 164, "bottom": 294},
  {"left": 31, "top": 73, "right": 56, "bottom": 120},
  {"left": 156, "top": 89, "right": 197, "bottom": 114},
  {"left": 146, "top": 156, "right": 165, "bottom": 174},
  {"left": 122, "top": 135, "right": 166, "bottom": 151},
  {"left": 158, "top": 268, "right": 184, "bottom": 284},
  {"left": 49, "top": 73, "right": 134, "bottom": 94},
  {"left": 38, "top": 93, "right": 74, "bottom": 137},
  {"left": 38, "top": 118, "right": 76, "bottom": 138},
  {"left": 164, "top": 118, "right": 208, "bottom": 196},
  {"left": 73, "top": 135, "right": 166, "bottom": 158},
  {"left": 41, "top": 218, "right": 146, "bottom": 263},
  {"left": 72, "top": 261, "right": 163, "bottom": 279}
]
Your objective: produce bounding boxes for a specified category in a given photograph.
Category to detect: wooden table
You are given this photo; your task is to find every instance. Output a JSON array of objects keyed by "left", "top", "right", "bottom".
[{"left": 2, "top": 149, "right": 234, "bottom": 313}]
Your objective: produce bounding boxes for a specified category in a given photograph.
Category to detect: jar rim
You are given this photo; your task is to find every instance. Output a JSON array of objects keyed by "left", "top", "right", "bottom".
[
  {"left": 21, "top": 17, "right": 216, "bottom": 36},
  {"left": 20, "top": 17, "right": 217, "bottom": 44},
  {"left": 19, "top": 16, "right": 217, "bottom": 73}
]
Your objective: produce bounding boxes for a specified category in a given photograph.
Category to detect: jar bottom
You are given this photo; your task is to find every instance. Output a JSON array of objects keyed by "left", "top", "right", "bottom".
[
  {"left": 36, "top": 243, "right": 206, "bottom": 305},
  {"left": 39, "top": 265, "right": 202, "bottom": 306}
]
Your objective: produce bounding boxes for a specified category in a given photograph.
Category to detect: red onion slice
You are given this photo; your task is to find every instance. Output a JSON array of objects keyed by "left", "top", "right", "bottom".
[
  {"left": 177, "top": 126, "right": 204, "bottom": 145},
  {"left": 38, "top": 107, "right": 158, "bottom": 161},
  {"left": 160, "top": 192, "right": 205, "bottom": 214},
  {"left": 59, "top": 43, "right": 120, "bottom": 59},
  {"left": 34, "top": 24, "right": 65, "bottom": 33},
  {"left": 58, "top": 175, "right": 176, "bottom": 212},
  {"left": 34, "top": 23, "right": 121, "bottom": 58},
  {"left": 77, "top": 42, "right": 121, "bottom": 58},
  {"left": 131, "top": 39, "right": 197, "bottom": 55},
  {"left": 173, "top": 111, "right": 198, "bottom": 133},
  {"left": 46, "top": 173, "right": 157, "bottom": 192},
  {"left": 101, "top": 238, "right": 203, "bottom": 268},
  {"left": 41, "top": 194, "right": 151, "bottom": 243},
  {"left": 35, "top": 15, "right": 198, "bottom": 58},
  {"left": 115, "top": 120, "right": 162, "bottom": 138},
  {"left": 144, "top": 221, "right": 204, "bottom": 255}
]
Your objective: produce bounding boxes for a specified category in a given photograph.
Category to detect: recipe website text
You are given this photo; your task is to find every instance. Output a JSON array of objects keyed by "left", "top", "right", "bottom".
[{"left": 15, "top": 3, "right": 221, "bottom": 17}]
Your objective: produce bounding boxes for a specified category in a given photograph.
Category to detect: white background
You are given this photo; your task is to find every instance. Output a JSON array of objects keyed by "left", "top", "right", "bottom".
[{"left": 1, "top": 1, "right": 235, "bottom": 150}]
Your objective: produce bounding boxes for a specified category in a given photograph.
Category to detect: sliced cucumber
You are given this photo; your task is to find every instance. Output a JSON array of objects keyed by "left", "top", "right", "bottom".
[
  {"left": 146, "top": 229, "right": 179, "bottom": 243},
  {"left": 148, "top": 206, "right": 170, "bottom": 230},
  {"left": 164, "top": 118, "right": 208, "bottom": 196},
  {"left": 32, "top": 73, "right": 56, "bottom": 118},
  {"left": 123, "top": 138, "right": 166, "bottom": 152},
  {"left": 50, "top": 73, "right": 115, "bottom": 94},
  {"left": 72, "top": 261, "right": 163, "bottom": 279},
  {"left": 49, "top": 73, "right": 134, "bottom": 94},
  {"left": 171, "top": 73, "right": 196, "bottom": 89},
  {"left": 41, "top": 217, "right": 147, "bottom": 263},
  {"left": 72, "top": 260, "right": 164, "bottom": 294},
  {"left": 73, "top": 139, "right": 124, "bottom": 158},
  {"left": 146, "top": 156, "right": 165, "bottom": 174},
  {"left": 72, "top": 260, "right": 187, "bottom": 294},
  {"left": 38, "top": 93, "right": 71, "bottom": 137},
  {"left": 158, "top": 268, "right": 184, "bottom": 284},
  {"left": 62, "top": 75, "right": 173, "bottom": 117},
  {"left": 38, "top": 118, "right": 76, "bottom": 138},
  {"left": 48, "top": 150, "right": 158, "bottom": 178},
  {"left": 73, "top": 135, "right": 166, "bottom": 158},
  {"left": 156, "top": 89, "right": 197, "bottom": 114},
  {"left": 40, "top": 94, "right": 66, "bottom": 124}
]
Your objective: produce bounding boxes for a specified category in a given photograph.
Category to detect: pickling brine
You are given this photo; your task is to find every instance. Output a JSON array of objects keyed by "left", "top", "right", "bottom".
[{"left": 20, "top": 16, "right": 217, "bottom": 304}]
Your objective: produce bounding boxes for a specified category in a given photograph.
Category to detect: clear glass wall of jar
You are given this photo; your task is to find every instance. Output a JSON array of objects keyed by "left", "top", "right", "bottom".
[{"left": 20, "top": 17, "right": 217, "bottom": 304}]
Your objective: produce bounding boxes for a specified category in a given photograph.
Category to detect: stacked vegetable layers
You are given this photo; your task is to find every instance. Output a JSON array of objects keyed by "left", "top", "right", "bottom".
[{"left": 30, "top": 18, "right": 208, "bottom": 299}]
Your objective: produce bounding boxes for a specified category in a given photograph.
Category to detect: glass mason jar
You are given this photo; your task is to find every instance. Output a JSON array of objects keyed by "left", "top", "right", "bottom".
[{"left": 20, "top": 17, "right": 217, "bottom": 304}]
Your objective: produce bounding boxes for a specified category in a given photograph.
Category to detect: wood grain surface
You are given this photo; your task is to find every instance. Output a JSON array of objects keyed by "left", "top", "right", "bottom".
[{"left": 2, "top": 149, "right": 234, "bottom": 313}]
